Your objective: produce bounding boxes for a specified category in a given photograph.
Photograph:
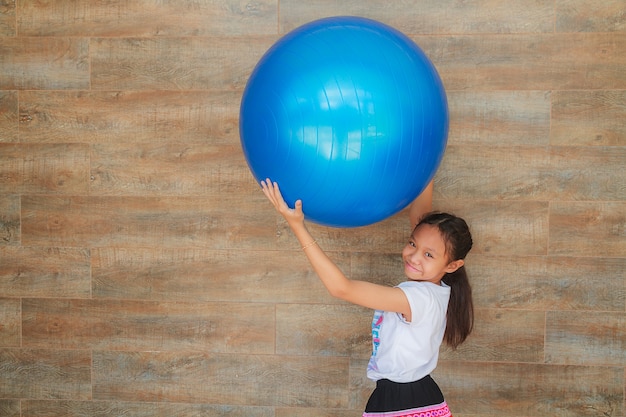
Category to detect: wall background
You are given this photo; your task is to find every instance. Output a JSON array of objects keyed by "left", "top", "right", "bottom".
[{"left": 0, "top": 1, "right": 624, "bottom": 416}]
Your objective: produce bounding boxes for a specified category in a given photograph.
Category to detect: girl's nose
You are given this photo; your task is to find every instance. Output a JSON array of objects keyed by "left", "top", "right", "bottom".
[{"left": 408, "top": 251, "right": 420, "bottom": 263}]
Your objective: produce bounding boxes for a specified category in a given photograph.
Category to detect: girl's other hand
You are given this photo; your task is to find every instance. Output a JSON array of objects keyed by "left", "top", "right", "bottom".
[{"left": 260, "top": 178, "right": 305, "bottom": 225}]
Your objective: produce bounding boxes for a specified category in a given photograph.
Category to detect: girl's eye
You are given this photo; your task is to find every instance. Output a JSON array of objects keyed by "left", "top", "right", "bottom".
[
  {"left": 425, "top": 252, "right": 433, "bottom": 258},
  {"left": 408, "top": 241, "right": 416, "bottom": 247}
]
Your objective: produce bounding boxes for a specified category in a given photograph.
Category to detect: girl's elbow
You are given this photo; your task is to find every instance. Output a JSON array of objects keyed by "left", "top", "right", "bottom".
[{"left": 327, "top": 286, "right": 349, "bottom": 300}]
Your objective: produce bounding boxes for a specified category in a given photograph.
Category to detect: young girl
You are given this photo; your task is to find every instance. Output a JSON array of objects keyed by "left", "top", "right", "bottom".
[{"left": 261, "top": 178, "right": 474, "bottom": 417}]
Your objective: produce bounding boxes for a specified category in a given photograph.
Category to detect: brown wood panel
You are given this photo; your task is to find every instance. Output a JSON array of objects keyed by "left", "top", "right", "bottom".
[
  {"left": 0, "top": 143, "right": 89, "bottom": 194},
  {"left": 0, "top": 348, "right": 92, "bottom": 400},
  {"left": 349, "top": 358, "right": 376, "bottom": 410},
  {"left": 283, "top": 213, "right": 409, "bottom": 254},
  {"left": 0, "top": 37, "right": 89, "bottom": 90},
  {"left": 425, "top": 33, "right": 626, "bottom": 91},
  {"left": 351, "top": 252, "right": 407, "bottom": 287},
  {"left": 92, "top": 247, "right": 343, "bottom": 304},
  {"left": 90, "top": 36, "right": 276, "bottom": 91},
  {"left": 22, "top": 298, "right": 275, "bottom": 354},
  {"left": 0, "top": 195, "right": 19, "bottom": 246},
  {"left": 440, "top": 308, "right": 545, "bottom": 363},
  {"left": 22, "top": 400, "right": 274, "bottom": 417},
  {"left": 0, "top": 0, "right": 15, "bottom": 36},
  {"left": 551, "top": 90, "right": 626, "bottom": 146},
  {"left": 448, "top": 90, "right": 551, "bottom": 146},
  {"left": 549, "top": 201, "right": 626, "bottom": 257},
  {"left": 556, "top": 0, "right": 626, "bottom": 32},
  {"left": 0, "top": 91, "right": 18, "bottom": 142},
  {"left": 440, "top": 145, "right": 625, "bottom": 201},
  {"left": 91, "top": 142, "right": 253, "bottom": 196},
  {"left": 546, "top": 311, "right": 626, "bottom": 366},
  {"left": 433, "top": 361, "right": 624, "bottom": 416},
  {"left": 0, "top": 400, "right": 19, "bottom": 417},
  {"left": 276, "top": 408, "right": 356, "bottom": 417},
  {"left": 0, "top": 298, "right": 20, "bottom": 347},
  {"left": 0, "top": 247, "right": 91, "bottom": 297},
  {"left": 441, "top": 200, "right": 549, "bottom": 256},
  {"left": 93, "top": 350, "right": 350, "bottom": 407},
  {"left": 17, "top": 0, "right": 278, "bottom": 37},
  {"left": 21, "top": 194, "right": 277, "bottom": 249},
  {"left": 438, "top": 145, "right": 551, "bottom": 200},
  {"left": 548, "top": 146, "right": 625, "bottom": 200},
  {"left": 276, "top": 304, "right": 371, "bottom": 358},
  {"left": 471, "top": 255, "right": 626, "bottom": 310},
  {"left": 18, "top": 90, "right": 241, "bottom": 145},
  {"left": 280, "top": 0, "right": 554, "bottom": 34}
]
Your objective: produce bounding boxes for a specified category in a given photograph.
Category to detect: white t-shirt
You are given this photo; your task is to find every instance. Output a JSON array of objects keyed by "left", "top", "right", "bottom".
[{"left": 366, "top": 280, "right": 450, "bottom": 383}]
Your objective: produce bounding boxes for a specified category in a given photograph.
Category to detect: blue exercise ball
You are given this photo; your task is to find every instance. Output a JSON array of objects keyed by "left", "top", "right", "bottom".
[{"left": 240, "top": 16, "right": 448, "bottom": 228}]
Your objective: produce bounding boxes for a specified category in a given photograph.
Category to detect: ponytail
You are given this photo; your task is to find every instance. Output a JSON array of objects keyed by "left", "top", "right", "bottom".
[
  {"left": 442, "top": 266, "right": 473, "bottom": 349},
  {"left": 416, "top": 212, "right": 474, "bottom": 349}
]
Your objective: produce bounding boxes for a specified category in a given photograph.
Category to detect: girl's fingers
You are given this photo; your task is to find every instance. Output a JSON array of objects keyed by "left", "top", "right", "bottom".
[{"left": 261, "top": 178, "right": 283, "bottom": 208}]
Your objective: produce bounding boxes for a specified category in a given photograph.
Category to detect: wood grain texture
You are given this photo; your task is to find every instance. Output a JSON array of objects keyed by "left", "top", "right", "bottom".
[
  {"left": 546, "top": 311, "right": 626, "bottom": 366},
  {"left": 433, "top": 361, "right": 624, "bottom": 416},
  {"left": 90, "top": 36, "right": 276, "bottom": 91},
  {"left": 0, "top": 348, "right": 92, "bottom": 400},
  {"left": 21, "top": 194, "right": 276, "bottom": 249},
  {"left": 91, "top": 142, "right": 252, "bottom": 196},
  {"left": 22, "top": 400, "right": 274, "bottom": 417},
  {"left": 447, "top": 90, "right": 551, "bottom": 146},
  {"left": 0, "top": 195, "right": 19, "bottom": 246},
  {"left": 276, "top": 408, "right": 357, "bottom": 417},
  {"left": 438, "top": 145, "right": 552, "bottom": 200},
  {"left": 551, "top": 90, "right": 626, "bottom": 146},
  {"left": 548, "top": 146, "right": 625, "bottom": 200},
  {"left": 0, "top": 90, "right": 17, "bottom": 142},
  {"left": 19, "top": 90, "right": 241, "bottom": 145},
  {"left": 0, "top": 143, "right": 90, "bottom": 194},
  {"left": 0, "top": 37, "right": 89, "bottom": 90},
  {"left": 0, "top": 400, "right": 19, "bottom": 417},
  {"left": 440, "top": 308, "right": 545, "bottom": 363},
  {"left": 92, "top": 247, "right": 343, "bottom": 304},
  {"left": 556, "top": 0, "right": 626, "bottom": 32},
  {"left": 349, "top": 358, "right": 376, "bottom": 410},
  {"left": 17, "top": 0, "right": 278, "bottom": 37},
  {"left": 0, "top": 0, "right": 15, "bottom": 36},
  {"left": 440, "top": 145, "right": 626, "bottom": 201},
  {"left": 0, "top": 247, "right": 91, "bottom": 297},
  {"left": 93, "top": 350, "right": 350, "bottom": 407},
  {"left": 283, "top": 213, "right": 409, "bottom": 254},
  {"left": 0, "top": 298, "right": 20, "bottom": 347},
  {"left": 279, "top": 0, "right": 555, "bottom": 34},
  {"left": 276, "top": 304, "right": 371, "bottom": 358},
  {"left": 425, "top": 33, "right": 626, "bottom": 91},
  {"left": 471, "top": 255, "right": 626, "bottom": 310},
  {"left": 439, "top": 200, "right": 550, "bottom": 256},
  {"left": 549, "top": 201, "right": 626, "bottom": 257},
  {"left": 22, "top": 298, "right": 275, "bottom": 354}
]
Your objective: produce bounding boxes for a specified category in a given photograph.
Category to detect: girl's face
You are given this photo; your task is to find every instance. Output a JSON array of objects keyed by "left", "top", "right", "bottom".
[{"left": 402, "top": 224, "right": 464, "bottom": 285}]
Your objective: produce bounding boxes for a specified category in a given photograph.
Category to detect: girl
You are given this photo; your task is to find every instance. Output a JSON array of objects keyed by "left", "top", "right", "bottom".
[{"left": 261, "top": 178, "right": 473, "bottom": 417}]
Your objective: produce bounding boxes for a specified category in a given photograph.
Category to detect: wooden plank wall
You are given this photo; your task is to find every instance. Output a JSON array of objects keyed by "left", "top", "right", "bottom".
[{"left": 0, "top": 1, "right": 625, "bottom": 416}]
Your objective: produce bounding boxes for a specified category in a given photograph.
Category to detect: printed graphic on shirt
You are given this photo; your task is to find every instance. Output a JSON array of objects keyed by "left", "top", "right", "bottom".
[{"left": 367, "top": 310, "right": 384, "bottom": 373}]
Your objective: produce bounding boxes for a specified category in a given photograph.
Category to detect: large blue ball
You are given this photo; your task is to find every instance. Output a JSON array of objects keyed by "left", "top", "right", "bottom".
[{"left": 240, "top": 16, "right": 448, "bottom": 228}]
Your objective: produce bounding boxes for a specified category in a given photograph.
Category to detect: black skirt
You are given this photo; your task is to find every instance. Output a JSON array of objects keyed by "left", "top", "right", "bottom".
[{"left": 363, "top": 375, "right": 452, "bottom": 417}]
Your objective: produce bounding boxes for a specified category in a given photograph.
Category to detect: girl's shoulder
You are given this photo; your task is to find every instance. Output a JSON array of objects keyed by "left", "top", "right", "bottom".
[{"left": 398, "top": 280, "right": 450, "bottom": 291}]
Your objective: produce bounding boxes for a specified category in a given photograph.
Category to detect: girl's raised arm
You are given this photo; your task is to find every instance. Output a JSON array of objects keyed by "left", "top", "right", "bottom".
[
  {"left": 409, "top": 180, "right": 434, "bottom": 228},
  {"left": 260, "top": 179, "right": 411, "bottom": 318}
]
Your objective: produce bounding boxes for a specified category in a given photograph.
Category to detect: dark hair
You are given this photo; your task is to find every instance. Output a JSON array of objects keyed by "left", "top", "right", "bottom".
[{"left": 416, "top": 211, "right": 474, "bottom": 349}]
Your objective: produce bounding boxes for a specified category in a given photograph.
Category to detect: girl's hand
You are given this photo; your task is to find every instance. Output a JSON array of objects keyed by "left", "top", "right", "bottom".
[{"left": 260, "top": 178, "right": 305, "bottom": 225}]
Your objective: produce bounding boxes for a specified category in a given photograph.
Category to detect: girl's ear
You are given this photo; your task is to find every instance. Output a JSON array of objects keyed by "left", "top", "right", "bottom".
[{"left": 445, "top": 259, "right": 465, "bottom": 274}]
